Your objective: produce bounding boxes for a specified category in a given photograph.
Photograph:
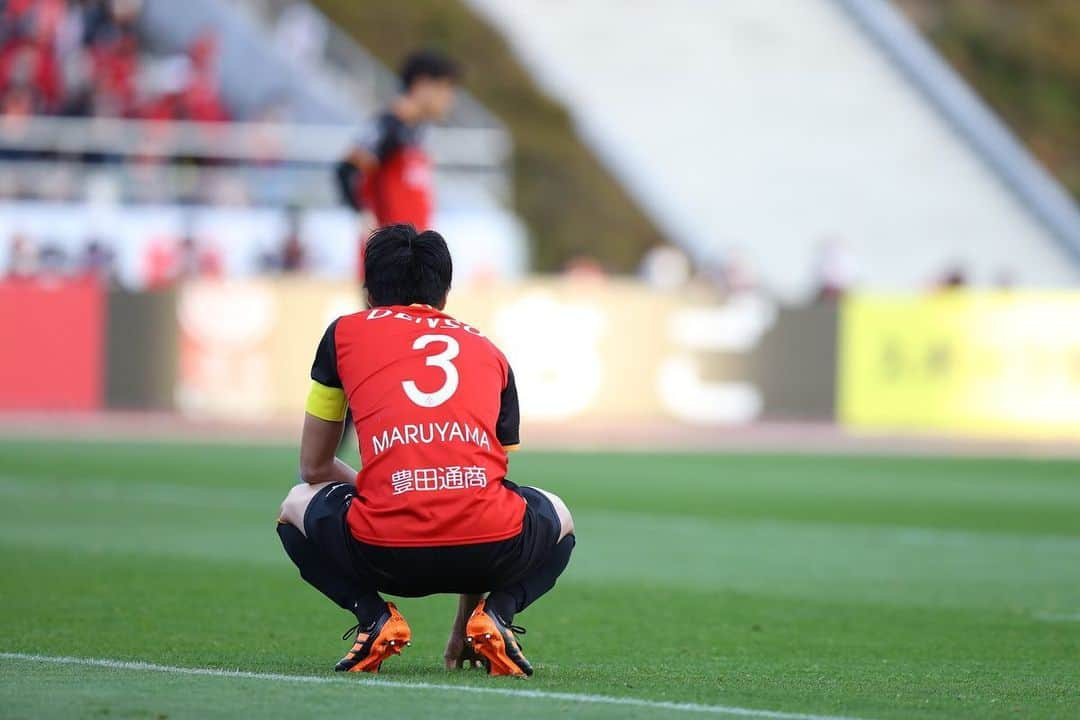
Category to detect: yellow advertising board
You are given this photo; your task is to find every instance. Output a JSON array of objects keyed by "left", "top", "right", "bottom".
[{"left": 839, "top": 293, "right": 1080, "bottom": 439}]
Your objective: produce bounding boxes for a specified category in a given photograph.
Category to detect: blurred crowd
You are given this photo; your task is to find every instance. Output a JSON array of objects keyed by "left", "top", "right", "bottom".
[
  {"left": 0, "top": 0, "right": 250, "bottom": 204},
  {"left": 5, "top": 231, "right": 118, "bottom": 282},
  {"left": 0, "top": 0, "right": 345, "bottom": 209},
  {"left": 634, "top": 239, "right": 1015, "bottom": 301},
  {"left": 0, "top": 0, "right": 228, "bottom": 123},
  {"left": 3, "top": 208, "right": 309, "bottom": 287},
  {"left": 4, "top": 220, "right": 1014, "bottom": 299}
]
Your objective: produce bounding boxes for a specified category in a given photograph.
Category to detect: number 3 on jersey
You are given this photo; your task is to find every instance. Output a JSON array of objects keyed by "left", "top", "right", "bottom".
[{"left": 402, "top": 334, "right": 460, "bottom": 407}]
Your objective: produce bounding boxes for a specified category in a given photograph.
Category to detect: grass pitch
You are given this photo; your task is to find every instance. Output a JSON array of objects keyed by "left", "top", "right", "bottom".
[{"left": 0, "top": 438, "right": 1077, "bottom": 719}]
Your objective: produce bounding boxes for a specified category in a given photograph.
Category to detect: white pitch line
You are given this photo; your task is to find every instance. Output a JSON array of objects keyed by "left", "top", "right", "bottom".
[
  {"left": 0, "top": 652, "right": 869, "bottom": 720},
  {"left": 1033, "top": 612, "right": 1080, "bottom": 622}
]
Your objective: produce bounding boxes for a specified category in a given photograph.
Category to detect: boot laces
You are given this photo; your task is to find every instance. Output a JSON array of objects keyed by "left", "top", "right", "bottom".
[{"left": 341, "top": 620, "right": 375, "bottom": 642}]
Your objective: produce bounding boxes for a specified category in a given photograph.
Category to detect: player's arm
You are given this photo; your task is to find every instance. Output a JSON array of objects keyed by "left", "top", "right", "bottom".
[
  {"left": 496, "top": 365, "right": 521, "bottom": 453},
  {"left": 444, "top": 592, "right": 486, "bottom": 670},
  {"left": 299, "top": 319, "right": 357, "bottom": 485},
  {"left": 299, "top": 414, "right": 356, "bottom": 485},
  {"left": 334, "top": 146, "right": 378, "bottom": 211},
  {"left": 335, "top": 115, "right": 405, "bottom": 211}
]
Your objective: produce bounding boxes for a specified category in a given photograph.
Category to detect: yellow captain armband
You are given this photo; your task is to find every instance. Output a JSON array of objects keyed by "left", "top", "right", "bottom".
[{"left": 305, "top": 380, "right": 347, "bottom": 422}]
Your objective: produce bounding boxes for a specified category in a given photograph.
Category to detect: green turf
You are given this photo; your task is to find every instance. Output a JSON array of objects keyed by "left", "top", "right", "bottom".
[{"left": 0, "top": 439, "right": 1077, "bottom": 719}]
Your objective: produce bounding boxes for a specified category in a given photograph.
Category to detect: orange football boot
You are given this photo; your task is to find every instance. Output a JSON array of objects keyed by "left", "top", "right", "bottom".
[
  {"left": 335, "top": 602, "right": 412, "bottom": 673},
  {"left": 465, "top": 600, "right": 533, "bottom": 677}
]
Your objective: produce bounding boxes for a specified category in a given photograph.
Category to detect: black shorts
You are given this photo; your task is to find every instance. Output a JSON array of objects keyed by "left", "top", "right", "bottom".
[{"left": 303, "top": 481, "right": 561, "bottom": 597}]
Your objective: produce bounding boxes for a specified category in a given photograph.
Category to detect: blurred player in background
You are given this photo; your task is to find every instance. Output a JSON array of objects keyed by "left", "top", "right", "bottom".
[
  {"left": 277, "top": 224, "right": 576, "bottom": 677},
  {"left": 335, "top": 49, "right": 460, "bottom": 277}
]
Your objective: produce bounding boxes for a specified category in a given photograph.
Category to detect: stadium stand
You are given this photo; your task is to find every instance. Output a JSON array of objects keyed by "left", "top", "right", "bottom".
[
  {"left": 467, "top": 0, "right": 1080, "bottom": 300},
  {"left": 0, "top": 0, "right": 525, "bottom": 287}
]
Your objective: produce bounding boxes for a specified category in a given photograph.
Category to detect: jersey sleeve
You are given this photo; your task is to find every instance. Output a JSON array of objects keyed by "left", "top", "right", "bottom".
[
  {"left": 337, "top": 115, "right": 404, "bottom": 210},
  {"left": 496, "top": 365, "right": 521, "bottom": 452},
  {"left": 335, "top": 159, "right": 363, "bottom": 211},
  {"left": 305, "top": 319, "right": 347, "bottom": 422},
  {"left": 359, "top": 113, "right": 406, "bottom": 163}
]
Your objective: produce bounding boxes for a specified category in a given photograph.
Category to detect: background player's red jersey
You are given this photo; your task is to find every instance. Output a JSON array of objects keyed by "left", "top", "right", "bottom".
[
  {"left": 356, "top": 113, "right": 434, "bottom": 231},
  {"left": 311, "top": 304, "right": 524, "bottom": 547}
]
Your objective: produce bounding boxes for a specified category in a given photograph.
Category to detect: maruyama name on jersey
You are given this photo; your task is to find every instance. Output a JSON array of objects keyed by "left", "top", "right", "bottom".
[{"left": 372, "top": 421, "right": 493, "bottom": 456}]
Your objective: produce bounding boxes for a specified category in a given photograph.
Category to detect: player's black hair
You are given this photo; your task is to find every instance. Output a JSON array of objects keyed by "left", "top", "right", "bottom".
[
  {"left": 400, "top": 50, "right": 460, "bottom": 90},
  {"left": 364, "top": 224, "right": 453, "bottom": 308}
]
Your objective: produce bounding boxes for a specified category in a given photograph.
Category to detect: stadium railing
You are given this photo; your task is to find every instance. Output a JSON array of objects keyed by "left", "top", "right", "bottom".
[
  {"left": 835, "top": 0, "right": 1080, "bottom": 261},
  {"left": 0, "top": 115, "right": 510, "bottom": 207}
]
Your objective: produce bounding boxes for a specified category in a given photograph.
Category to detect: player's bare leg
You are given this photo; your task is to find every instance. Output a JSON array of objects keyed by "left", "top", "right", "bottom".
[
  {"left": 466, "top": 487, "right": 576, "bottom": 677},
  {"left": 277, "top": 482, "right": 411, "bottom": 673}
]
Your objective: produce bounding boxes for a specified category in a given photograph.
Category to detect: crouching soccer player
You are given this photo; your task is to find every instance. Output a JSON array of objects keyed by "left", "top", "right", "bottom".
[{"left": 276, "top": 224, "right": 575, "bottom": 676}]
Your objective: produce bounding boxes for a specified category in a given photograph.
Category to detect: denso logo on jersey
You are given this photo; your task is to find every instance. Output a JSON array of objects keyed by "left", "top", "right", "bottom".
[{"left": 366, "top": 308, "right": 484, "bottom": 336}]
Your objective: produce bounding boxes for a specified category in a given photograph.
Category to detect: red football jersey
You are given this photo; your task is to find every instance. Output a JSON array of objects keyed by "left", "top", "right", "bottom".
[
  {"left": 361, "top": 146, "right": 434, "bottom": 231},
  {"left": 354, "top": 113, "right": 434, "bottom": 232},
  {"left": 311, "top": 304, "right": 525, "bottom": 547}
]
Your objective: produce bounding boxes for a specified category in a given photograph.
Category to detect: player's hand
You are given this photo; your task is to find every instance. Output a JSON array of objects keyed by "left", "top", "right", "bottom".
[{"left": 444, "top": 627, "right": 486, "bottom": 670}]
